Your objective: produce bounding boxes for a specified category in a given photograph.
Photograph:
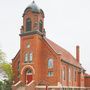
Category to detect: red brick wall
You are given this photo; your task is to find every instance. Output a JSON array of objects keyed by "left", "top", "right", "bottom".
[
  {"left": 60, "top": 61, "right": 82, "bottom": 87},
  {"left": 12, "top": 51, "right": 20, "bottom": 83},
  {"left": 20, "top": 35, "right": 39, "bottom": 83},
  {"left": 23, "top": 11, "right": 44, "bottom": 32},
  {"left": 19, "top": 34, "right": 61, "bottom": 85},
  {"left": 12, "top": 34, "right": 85, "bottom": 87},
  {"left": 85, "top": 77, "right": 90, "bottom": 87},
  {"left": 39, "top": 37, "right": 61, "bottom": 85}
]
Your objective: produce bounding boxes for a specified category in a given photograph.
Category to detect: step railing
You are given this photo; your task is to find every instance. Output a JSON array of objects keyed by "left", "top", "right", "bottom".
[
  {"left": 12, "top": 81, "right": 24, "bottom": 90},
  {"left": 26, "top": 80, "right": 35, "bottom": 90}
]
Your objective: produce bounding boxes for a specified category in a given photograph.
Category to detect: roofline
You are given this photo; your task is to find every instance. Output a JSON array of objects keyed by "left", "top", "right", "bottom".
[
  {"left": 43, "top": 37, "right": 61, "bottom": 55},
  {"left": 43, "top": 37, "right": 83, "bottom": 69},
  {"left": 12, "top": 50, "right": 20, "bottom": 60},
  {"left": 61, "top": 59, "right": 83, "bottom": 69},
  {"left": 85, "top": 76, "right": 90, "bottom": 78}
]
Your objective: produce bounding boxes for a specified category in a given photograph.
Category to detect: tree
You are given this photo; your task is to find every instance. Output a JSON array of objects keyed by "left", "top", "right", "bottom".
[
  {"left": 0, "top": 81, "right": 3, "bottom": 90},
  {"left": 0, "top": 49, "right": 13, "bottom": 90},
  {"left": 1, "top": 63, "right": 13, "bottom": 81},
  {"left": 0, "top": 49, "right": 6, "bottom": 63},
  {"left": 3, "top": 80, "right": 12, "bottom": 90},
  {"left": 0, "top": 49, "right": 13, "bottom": 80}
]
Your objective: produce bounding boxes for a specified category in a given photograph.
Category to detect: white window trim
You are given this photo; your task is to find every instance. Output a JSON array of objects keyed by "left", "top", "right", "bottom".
[
  {"left": 48, "top": 58, "right": 54, "bottom": 69},
  {"left": 48, "top": 71, "right": 54, "bottom": 77},
  {"left": 29, "top": 53, "right": 33, "bottom": 63},
  {"left": 69, "top": 68, "right": 71, "bottom": 82},
  {"left": 24, "top": 53, "right": 28, "bottom": 63}
]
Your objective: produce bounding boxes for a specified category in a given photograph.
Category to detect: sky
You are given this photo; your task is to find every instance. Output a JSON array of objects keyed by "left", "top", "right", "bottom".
[{"left": 0, "top": 0, "right": 90, "bottom": 73}]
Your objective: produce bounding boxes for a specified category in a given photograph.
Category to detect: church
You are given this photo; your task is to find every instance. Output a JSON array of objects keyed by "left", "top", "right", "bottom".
[{"left": 12, "top": 1, "right": 90, "bottom": 90}]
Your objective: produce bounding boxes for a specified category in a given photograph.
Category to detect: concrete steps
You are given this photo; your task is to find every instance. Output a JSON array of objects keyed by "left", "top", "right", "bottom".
[
  {"left": 12, "top": 80, "right": 35, "bottom": 90},
  {"left": 17, "top": 86, "right": 25, "bottom": 90}
]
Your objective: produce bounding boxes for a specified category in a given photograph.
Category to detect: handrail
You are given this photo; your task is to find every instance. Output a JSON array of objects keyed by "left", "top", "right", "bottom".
[
  {"left": 13, "top": 81, "right": 22, "bottom": 86},
  {"left": 26, "top": 80, "right": 35, "bottom": 86}
]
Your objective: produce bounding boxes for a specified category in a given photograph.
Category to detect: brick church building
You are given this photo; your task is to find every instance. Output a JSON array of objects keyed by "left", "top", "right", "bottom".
[{"left": 12, "top": 1, "right": 90, "bottom": 90}]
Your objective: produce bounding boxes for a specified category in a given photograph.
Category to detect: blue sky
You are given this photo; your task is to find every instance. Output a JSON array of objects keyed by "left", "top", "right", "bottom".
[{"left": 0, "top": 0, "right": 90, "bottom": 73}]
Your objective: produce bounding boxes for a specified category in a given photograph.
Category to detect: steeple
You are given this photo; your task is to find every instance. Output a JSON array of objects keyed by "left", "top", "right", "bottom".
[
  {"left": 24, "top": 1, "right": 41, "bottom": 13},
  {"left": 20, "top": 1, "right": 45, "bottom": 36},
  {"left": 32, "top": 0, "right": 35, "bottom": 3}
]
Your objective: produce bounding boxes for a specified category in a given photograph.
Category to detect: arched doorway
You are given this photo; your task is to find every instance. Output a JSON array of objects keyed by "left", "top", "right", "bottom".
[
  {"left": 21, "top": 65, "right": 35, "bottom": 84},
  {"left": 25, "top": 69, "right": 32, "bottom": 84}
]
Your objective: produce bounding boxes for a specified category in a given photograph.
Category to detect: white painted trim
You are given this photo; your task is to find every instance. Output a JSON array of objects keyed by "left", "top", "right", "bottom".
[
  {"left": 26, "top": 80, "right": 35, "bottom": 86},
  {"left": 36, "top": 85, "right": 90, "bottom": 89},
  {"left": 36, "top": 86, "right": 46, "bottom": 88},
  {"left": 36, "top": 85, "right": 61, "bottom": 88},
  {"left": 13, "top": 81, "right": 22, "bottom": 86},
  {"left": 21, "top": 65, "right": 35, "bottom": 75}
]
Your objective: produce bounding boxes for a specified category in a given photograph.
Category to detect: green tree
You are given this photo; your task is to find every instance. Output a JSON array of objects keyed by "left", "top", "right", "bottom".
[
  {"left": 1, "top": 63, "right": 13, "bottom": 81},
  {"left": 0, "top": 49, "right": 13, "bottom": 80},
  {"left": 0, "top": 81, "right": 3, "bottom": 90},
  {"left": 0, "top": 49, "right": 13, "bottom": 90},
  {"left": 0, "top": 49, "right": 6, "bottom": 63},
  {"left": 3, "top": 80, "right": 12, "bottom": 90}
]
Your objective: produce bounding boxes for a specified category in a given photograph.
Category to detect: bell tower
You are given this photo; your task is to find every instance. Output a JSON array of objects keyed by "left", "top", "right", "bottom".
[
  {"left": 19, "top": 1, "right": 46, "bottom": 84},
  {"left": 20, "top": 1, "right": 46, "bottom": 36}
]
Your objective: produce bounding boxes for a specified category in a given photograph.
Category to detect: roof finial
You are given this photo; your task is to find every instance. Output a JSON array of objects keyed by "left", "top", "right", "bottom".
[{"left": 33, "top": 0, "right": 35, "bottom": 3}]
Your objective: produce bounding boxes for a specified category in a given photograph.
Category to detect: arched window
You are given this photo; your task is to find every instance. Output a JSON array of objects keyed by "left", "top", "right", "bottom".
[
  {"left": 39, "top": 20, "right": 43, "bottom": 32},
  {"left": 62, "top": 67, "right": 65, "bottom": 80},
  {"left": 48, "top": 58, "right": 53, "bottom": 68},
  {"left": 24, "top": 53, "right": 28, "bottom": 63},
  {"left": 17, "top": 60, "right": 20, "bottom": 71},
  {"left": 26, "top": 18, "right": 31, "bottom": 31},
  {"left": 29, "top": 53, "right": 33, "bottom": 63},
  {"left": 74, "top": 69, "right": 76, "bottom": 81},
  {"left": 17, "top": 60, "right": 20, "bottom": 79},
  {"left": 48, "top": 71, "right": 53, "bottom": 77},
  {"left": 26, "top": 69, "right": 32, "bottom": 75},
  {"left": 69, "top": 68, "right": 71, "bottom": 82}
]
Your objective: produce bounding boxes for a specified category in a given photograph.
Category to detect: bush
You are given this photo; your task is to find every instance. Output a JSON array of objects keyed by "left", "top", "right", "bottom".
[
  {"left": 1, "top": 80, "right": 12, "bottom": 90},
  {"left": 0, "top": 80, "right": 13, "bottom": 90},
  {"left": 0, "top": 81, "right": 3, "bottom": 90}
]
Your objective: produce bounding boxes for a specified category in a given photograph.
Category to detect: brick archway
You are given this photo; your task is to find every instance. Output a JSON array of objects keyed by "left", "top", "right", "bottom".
[
  {"left": 20, "top": 65, "right": 35, "bottom": 84},
  {"left": 21, "top": 65, "right": 35, "bottom": 75}
]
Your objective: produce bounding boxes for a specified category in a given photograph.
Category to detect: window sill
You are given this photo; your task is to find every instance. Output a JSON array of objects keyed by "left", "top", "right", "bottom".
[{"left": 23, "top": 62, "right": 34, "bottom": 65}]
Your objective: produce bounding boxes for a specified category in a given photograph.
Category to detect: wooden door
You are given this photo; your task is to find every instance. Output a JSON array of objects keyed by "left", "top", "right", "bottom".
[{"left": 26, "top": 69, "right": 32, "bottom": 84}]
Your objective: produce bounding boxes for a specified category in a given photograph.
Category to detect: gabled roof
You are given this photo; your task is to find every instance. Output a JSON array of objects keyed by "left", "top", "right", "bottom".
[
  {"left": 12, "top": 50, "right": 20, "bottom": 61},
  {"left": 44, "top": 37, "right": 82, "bottom": 68},
  {"left": 85, "top": 73, "right": 90, "bottom": 78}
]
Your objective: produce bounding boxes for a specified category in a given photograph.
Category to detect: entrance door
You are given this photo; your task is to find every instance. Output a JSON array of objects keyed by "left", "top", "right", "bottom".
[{"left": 26, "top": 69, "right": 32, "bottom": 84}]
